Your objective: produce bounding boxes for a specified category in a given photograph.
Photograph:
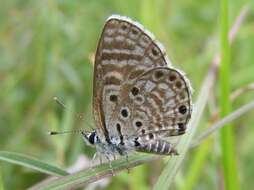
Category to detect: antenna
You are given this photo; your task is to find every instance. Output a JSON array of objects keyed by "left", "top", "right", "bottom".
[
  {"left": 53, "top": 96, "right": 88, "bottom": 122},
  {"left": 48, "top": 129, "right": 83, "bottom": 136},
  {"left": 52, "top": 96, "right": 94, "bottom": 132},
  {"left": 53, "top": 96, "right": 66, "bottom": 109}
]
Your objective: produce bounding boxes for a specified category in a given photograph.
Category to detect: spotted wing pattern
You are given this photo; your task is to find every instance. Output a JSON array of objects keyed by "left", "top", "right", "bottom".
[
  {"left": 128, "top": 67, "right": 192, "bottom": 154},
  {"left": 93, "top": 15, "right": 174, "bottom": 144},
  {"left": 93, "top": 15, "right": 192, "bottom": 155},
  {"left": 108, "top": 67, "right": 192, "bottom": 154},
  {"left": 129, "top": 67, "right": 191, "bottom": 137}
]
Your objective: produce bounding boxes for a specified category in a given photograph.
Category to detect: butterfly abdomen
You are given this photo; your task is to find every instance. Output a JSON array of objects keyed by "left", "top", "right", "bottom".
[{"left": 135, "top": 138, "right": 178, "bottom": 155}]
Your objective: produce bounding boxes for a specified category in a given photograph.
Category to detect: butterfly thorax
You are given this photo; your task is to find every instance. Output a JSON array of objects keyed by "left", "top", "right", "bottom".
[{"left": 82, "top": 130, "right": 132, "bottom": 156}]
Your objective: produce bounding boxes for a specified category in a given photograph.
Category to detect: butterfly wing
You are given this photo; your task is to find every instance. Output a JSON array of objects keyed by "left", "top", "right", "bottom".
[
  {"left": 109, "top": 67, "right": 192, "bottom": 140},
  {"left": 128, "top": 67, "right": 192, "bottom": 138},
  {"left": 93, "top": 15, "right": 172, "bottom": 144}
]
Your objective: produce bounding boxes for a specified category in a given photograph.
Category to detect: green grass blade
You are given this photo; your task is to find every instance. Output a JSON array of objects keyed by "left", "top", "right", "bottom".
[
  {"left": 30, "top": 154, "right": 157, "bottom": 190},
  {"left": 0, "top": 165, "right": 4, "bottom": 190},
  {"left": 180, "top": 139, "right": 211, "bottom": 190},
  {"left": 219, "top": 0, "right": 240, "bottom": 189},
  {"left": 0, "top": 151, "right": 68, "bottom": 176}
]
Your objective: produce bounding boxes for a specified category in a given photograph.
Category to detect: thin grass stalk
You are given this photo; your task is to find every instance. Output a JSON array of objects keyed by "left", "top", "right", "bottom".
[{"left": 219, "top": 0, "right": 240, "bottom": 189}]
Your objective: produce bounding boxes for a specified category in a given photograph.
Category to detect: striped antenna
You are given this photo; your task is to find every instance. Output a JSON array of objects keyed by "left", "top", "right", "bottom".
[
  {"left": 52, "top": 96, "right": 94, "bottom": 132},
  {"left": 48, "top": 129, "right": 83, "bottom": 136}
]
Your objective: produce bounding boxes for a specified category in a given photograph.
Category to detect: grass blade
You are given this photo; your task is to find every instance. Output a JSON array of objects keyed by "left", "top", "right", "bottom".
[
  {"left": 29, "top": 154, "right": 158, "bottom": 190},
  {"left": 180, "top": 139, "right": 211, "bottom": 190},
  {"left": 0, "top": 165, "right": 4, "bottom": 190},
  {"left": 0, "top": 151, "right": 68, "bottom": 176},
  {"left": 219, "top": 0, "right": 240, "bottom": 189}
]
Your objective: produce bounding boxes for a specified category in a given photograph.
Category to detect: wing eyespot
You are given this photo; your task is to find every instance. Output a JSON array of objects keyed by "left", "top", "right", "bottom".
[
  {"left": 121, "top": 23, "right": 128, "bottom": 31},
  {"left": 131, "top": 86, "right": 139, "bottom": 96},
  {"left": 169, "top": 73, "right": 177, "bottom": 81},
  {"left": 120, "top": 107, "right": 130, "bottom": 119},
  {"left": 178, "top": 105, "right": 187, "bottom": 114},
  {"left": 155, "top": 70, "right": 164, "bottom": 79},
  {"left": 135, "top": 121, "right": 143, "bottom": 128},
  {"left": 109, "top": 94, "right": 118, "bottom": 102},
  {"left": 131, "top": 28, "right": 139, "bottom": 35},
  {"left": 152, "top": 48, "right": 159, "bottom": 56},
  {"left": 175, "top": 80, "right": 182, "bottom": 89},
  {"left": 121, "top": 109, "right": 129, "bottom": 117}
]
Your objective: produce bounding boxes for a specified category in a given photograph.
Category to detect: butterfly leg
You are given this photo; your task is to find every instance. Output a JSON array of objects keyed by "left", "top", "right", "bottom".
[
  {"left": 113, "top": 153, "right": 116, "bottom": 161},
  {"left": 125, "top": 154, "right": 131, "bottom": 173},
  {"left": 90, "top": 152, "right": 100, "bottom": 180},
  {"left": 105, "top": 154, "right": 115, "bottom": 176},
  {"left": 99, "top": 155, "right": 103, "bottom": 165}
]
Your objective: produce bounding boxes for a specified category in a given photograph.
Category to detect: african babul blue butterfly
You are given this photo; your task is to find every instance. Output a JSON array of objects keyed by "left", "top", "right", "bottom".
[{"left": 51, "top": 15, "right": 192, "bottom": 169}]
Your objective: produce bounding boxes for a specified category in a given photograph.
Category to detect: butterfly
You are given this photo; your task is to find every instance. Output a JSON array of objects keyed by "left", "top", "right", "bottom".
[
  {"left": 51, "top": 15, "right": 192, "bottom": 167},
  {"left": 82, "top": 14, "right": 192, "bottom": 160}
]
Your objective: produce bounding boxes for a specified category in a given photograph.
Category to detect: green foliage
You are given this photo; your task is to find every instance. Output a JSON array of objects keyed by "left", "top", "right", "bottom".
[{"left": 0, "top": 0, "right": 253, "bottom": 189}]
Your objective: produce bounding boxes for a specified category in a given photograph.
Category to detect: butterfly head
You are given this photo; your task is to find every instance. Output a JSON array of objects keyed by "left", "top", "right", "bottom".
[
  {"left": 49, "top": 129, "right": 101, "bottom": 146},
  {"left": 81, "top": 130, "right": 101, "bottom": 146}
]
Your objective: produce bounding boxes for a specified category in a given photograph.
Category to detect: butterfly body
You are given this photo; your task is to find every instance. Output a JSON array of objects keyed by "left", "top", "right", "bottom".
[{"left": 83, "top": 15, "right": 192, "bottom": 161}]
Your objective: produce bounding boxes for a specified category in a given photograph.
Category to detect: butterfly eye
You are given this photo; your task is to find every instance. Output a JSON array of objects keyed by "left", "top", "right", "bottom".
[{"left": 88, "top": 132, "right": 96, "bottom": 144}]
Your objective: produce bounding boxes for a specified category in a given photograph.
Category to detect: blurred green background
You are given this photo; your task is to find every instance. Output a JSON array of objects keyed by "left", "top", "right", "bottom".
[{"left": 0, "top": 0, "right": 253, "bottom": 189}]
